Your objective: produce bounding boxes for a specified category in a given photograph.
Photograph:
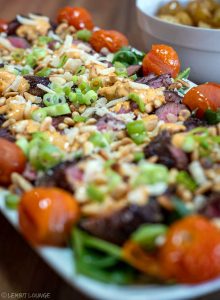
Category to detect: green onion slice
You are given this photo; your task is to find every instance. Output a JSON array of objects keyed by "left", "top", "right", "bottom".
[
  {"left": 87, "top": 184, "right": 105, "bottom": 202},
  {"left": 36, "top": 67, "right": 51, "bottom": 77},
  {"left": 131, "top": 224, "right": 167, "bottom": 248},
  {"left": 76, "top": 29, "right": 92, "bottom": 42},
  {"left": 128, "top": 93, "right": 145, "bottom": 113},
  {"left": 5, "top": 193, "right": 20, "bottom": 210}
]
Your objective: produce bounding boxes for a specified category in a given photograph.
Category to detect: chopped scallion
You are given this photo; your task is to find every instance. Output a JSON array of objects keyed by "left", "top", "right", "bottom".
[
  {"left": 176, "top": 171, "right": 197, "bottom": 192},
  {"left": 133, "top": 151, "right": 144, "bottom": 162},
  {"left": 57, "top": 54, "right": 68, "bottom": 68},
  {"left": 128, "top": 93, "right": 145, "bottom": 113},
  {"left": 43, "top": 93, "right": 66, "bottom": 106},
  {"left": 133, "top": 163, "right": 169, "bottom": 186},
  {"left": 89, "top": 132, "right": 109, "bottom": 148},
  {"left": 87, "top": 184, "right": 105, "bottom": 202},
  {"left": 90, "top": 77, "right": 102, "bottom": 91},
  {"left": 45, "top": 103, "right": 71, "bottom": 117},
  {"left": 32, "top": 108, "right": 48, "bottom": 122},
  {"left": 73, "top": 115, "right": 87, "bottom": 123},
  {"left": 28, "top": 132, "right": 63, "bottom": 170},
  {"left": 126, "top": 120, "right": 147, "bottom": 145},
  {"left": 75, "top": 65, "right": 86, "bottom": 75},
  {"left": 16, "top": 137, "right": 29, "bottom": 156},
  {"left": 5, "top": 193, "right": 20, "bottom": 210},
  {"left": 38, "top": 36, "right": 53, "bottom": 46},
  {"left": 114, "top": 62, "right": 128, "bottom": 77},
  {"left": 32, "top": 103, "right": 71, "bottom": 121},
  {"left": 131, "top": 224, "right": 167, "bottom": 248},
  {"left": 76, "top": 29, "right": 92, "bottom": 42},
  {"left": 36, "top": 67, "right": 51, "bottom": 77}
]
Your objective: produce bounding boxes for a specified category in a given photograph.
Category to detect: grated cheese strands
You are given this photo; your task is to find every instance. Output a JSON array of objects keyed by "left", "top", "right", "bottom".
[
  {"left": 63, "top": 35, "right": 73, "bottom": 48},
  {"left": 129, "top": 81, "right": 150, "bottom": 90},
  {"left": 0, "top": 37, "right": 14, "bottom": 50},
  {"left": 189, "top": 161, "right": 208, "bottom": 186},
  {"left": 6, "top": 75, "right": 22, "bottom": 92},
  {"left": 16, "top": 15, "right": 37, "bottom": 26},
  {"left": 28, "top": 13, "right": 49, "bottom": 22},
  {"left": 36, "top": 84, "right": 56, "bottom": 94},
  {"left": 106, "top": 96, "right": 129, "bottom": 108}
]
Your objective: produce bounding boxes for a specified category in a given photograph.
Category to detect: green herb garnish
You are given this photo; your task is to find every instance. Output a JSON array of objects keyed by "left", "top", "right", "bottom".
[
  {"left": 204, "top": 109, "right": 220, "bottom": 125},
  {"left": 76, "top": 29, "right": 92, "bottom": 42},
  {"left": 112, "top": 46, "right": 145, "bottom": 66}
]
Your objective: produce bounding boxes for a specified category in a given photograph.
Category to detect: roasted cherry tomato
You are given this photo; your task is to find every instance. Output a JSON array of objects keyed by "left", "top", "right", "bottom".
[
  {"left": 0, "top": 138, "right": 26, "bottom": 186},
  {"left": 19, "top": 187, "right": 80, "bottom": 246},
  {"left": 123, "top": 241, "right": 161, "bottom": 278},
  {"left": 0, "top": 19, "right": 8, "bottom": 33},
  {"left": 183, "top": 82, "right": 220, "bottom": 118},
  {"left": 57, "top": 6, "right": 94, "bottom": 30},
  {"left": 90, "top": 29, "right": 128, "bottom": 53},
  {"left": 159, "top": 215, "right": 220, "bottom": 283},
  {"left": 142, "top": 44, "right": 180, "bottom": 78}
]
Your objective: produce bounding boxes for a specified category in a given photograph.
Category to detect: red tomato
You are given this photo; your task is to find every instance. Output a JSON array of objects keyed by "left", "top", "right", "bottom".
[
  {"left": 183, "top": 82, "right": 220, "bottom": 118},
  {"left": 123, "top": 241, "right": 161, "bottom": 278},
  {"left": 19, "top": 187, "right": 80, "bottom": 246},
  {"left": 0, "top": 19, "right": 8, "bottom": 33},
  {"left": 57, "top": 6, "right": 94, "bottom": 30},
  {"left": 0, "top": 138, "right": 26, "bottom": 185},
  {"left": 90, "top": 29, "right": 128, "bottom": 53},
  {"left": 142, "top": 44, "right": 181, "bottom": 78},
  {"left": 159, "top": 215, "right": 220, "bottom": 283}
]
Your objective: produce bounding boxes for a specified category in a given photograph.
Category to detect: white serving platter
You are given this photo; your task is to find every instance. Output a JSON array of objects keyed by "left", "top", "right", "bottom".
[{"left": 1, "top": 190, "right": 220, "bottom": 300}]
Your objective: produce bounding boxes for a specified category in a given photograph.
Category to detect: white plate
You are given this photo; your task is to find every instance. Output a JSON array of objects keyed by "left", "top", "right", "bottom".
[{"left": 1, "top": 190, "right": 220, "bottom": 300}]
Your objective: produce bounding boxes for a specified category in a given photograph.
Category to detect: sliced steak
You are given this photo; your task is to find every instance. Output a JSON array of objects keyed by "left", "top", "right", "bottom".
[
  {"left": 7, "top": 18, "right": 21, "bottom": 35},
  {"left": 35, "top": 160, "right": 81, "bottom": 191},
  {"left": 0, "top": 128, "right": 15, "bottom": 142},
  {"left": 8, "top": 36, "right": 30, "bottom": 49},
  {"left": 24, "top": 75, "right": 50, "bottom": 97},
  {"left": 155, "top": 103, "right": 187, "bottom": 122},
  {"left": 127, "top": 65, "right": 142, "bottom": 77},
  {"left": 164, "top": 90, "right": 182, "bottom": 103},
  {"left": 184, "top": 116, "right": 207, "bottom": 131},
  {"left": 136, "top": 73, "right": 172, "bottom": 89},
  {"left": 144, "top": 131, "right": 188, "bottom": 170},
  {"left": 0, "top": 114, "right": 5, "bottom": 126},
  {"left": 96, "top": 114, "right": 125, "bottom": 131},
  {"left": 199, "top": 193, "right": 220, "bottom": 218},
  {"left": 52, "top": 116, "right": 67, "bottom": 129},
  {"left": 80, "top": 198, "right": 163, "bottom": 245}
]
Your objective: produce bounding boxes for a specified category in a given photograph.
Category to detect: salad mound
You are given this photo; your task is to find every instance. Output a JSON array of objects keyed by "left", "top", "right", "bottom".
[{"left": 0, "top": 6, "right": 220, "bottom": 285}]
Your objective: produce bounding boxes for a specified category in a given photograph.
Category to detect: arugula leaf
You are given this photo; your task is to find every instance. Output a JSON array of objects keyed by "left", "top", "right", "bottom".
[
  {"left": 205, "top": 109, "right": 220, "bottom": 125},
  {"left": 175, "top": 67, "right": 191, "bottom": 81},
  {"left": 112, "top": 46, "right": 145, "bottom": 66},
  {"left": 71, "top": 228, "right": 135, "bottom": 284}
]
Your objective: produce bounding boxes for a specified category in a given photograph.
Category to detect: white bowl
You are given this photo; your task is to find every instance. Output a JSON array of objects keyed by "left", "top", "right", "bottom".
[{"left": 136, "top": 0, "right": 220, "bottom": 83}]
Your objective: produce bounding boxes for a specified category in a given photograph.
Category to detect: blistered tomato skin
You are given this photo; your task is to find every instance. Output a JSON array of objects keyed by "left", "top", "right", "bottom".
[
  {"left": 57, "top": 6, "right": 94, "bottom": 30},
  {"left": 142, "top": 44, "right": 180, "bottom": 78},
  {"left": 0, "top": 138, "right": 26, "bottom": 186},
  {"left": 19, "top": 187, "right": 80, "bottom": 246},
  {"left": 159, "top": 215, "right": 220, "bottom": 283},
  {"left": 90, "top": 29, "right": 129, "bottom": 53},
  {"left": 183, "top": 82, "right": 220, "bottom": 118}
]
